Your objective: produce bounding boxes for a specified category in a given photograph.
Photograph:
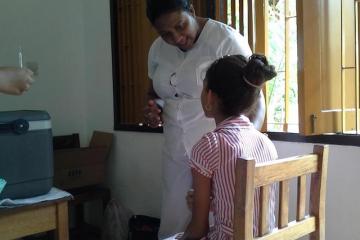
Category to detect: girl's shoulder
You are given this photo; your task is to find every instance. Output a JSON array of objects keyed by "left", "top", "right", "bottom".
[
  {"left": 192, "top": 131, "right": 220, "bottom": 154},
  {"left": 200, "top": 131, "right": 220, "bottom": 148},
  {"left": 254, "top": 131, "right": 278, "bottom": 158}
]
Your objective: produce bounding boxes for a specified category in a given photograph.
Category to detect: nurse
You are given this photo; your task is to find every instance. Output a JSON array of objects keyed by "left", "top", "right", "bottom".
[{"left": 143, "top": 0, "right": 265, "bottom": 238}]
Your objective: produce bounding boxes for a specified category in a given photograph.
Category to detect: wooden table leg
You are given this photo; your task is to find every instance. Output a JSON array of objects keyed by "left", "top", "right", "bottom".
[{"left": 55, "top": 201, "right": 69, "bottom": 240}]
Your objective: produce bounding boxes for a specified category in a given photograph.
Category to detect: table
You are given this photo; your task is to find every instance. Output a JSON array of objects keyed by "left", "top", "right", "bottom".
[{"left": 0, "top": 196, "right": 71, "bottom": 240}]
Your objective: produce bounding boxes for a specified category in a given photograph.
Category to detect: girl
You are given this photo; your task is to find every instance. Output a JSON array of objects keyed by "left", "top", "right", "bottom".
[{"left": 181, "top": 54, "right": 278, "bottom": 239}]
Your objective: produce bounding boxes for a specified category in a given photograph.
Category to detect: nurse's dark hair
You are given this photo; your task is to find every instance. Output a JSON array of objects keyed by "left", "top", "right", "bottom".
[
  {"left": 205, "top": 54, "right": 276, "bottom": 117},
  {"left": 146, "top": 0, "right": 192, "bottom": 24}
]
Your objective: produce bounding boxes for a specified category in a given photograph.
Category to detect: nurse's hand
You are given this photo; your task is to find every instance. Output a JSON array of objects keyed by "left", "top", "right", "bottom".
[
  {"left": 0, "top": 67, "right": 34, "bottom": 95},
  {"left": 143, "top": 99, "right": 162, "bottom": 127}
]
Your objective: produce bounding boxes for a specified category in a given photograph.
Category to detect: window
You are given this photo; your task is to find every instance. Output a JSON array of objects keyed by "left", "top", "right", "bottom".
[
  {"left": 112, "top": 0, "right": 360, "bottom": 137},
  {"left": 266, "top": 0, "right": 298, "bottom": 133},
  {"left": 111, "top": 0, "right": 158, "bottom": 128},
  {"left": 297, "top": 0, "right": 359, "bottom": 135},
  {"left": 215, "top": 0, "right": 360, "bottom": 135},
  {"left": 215, "top": 0, "right": 299, "bottom": 132}
]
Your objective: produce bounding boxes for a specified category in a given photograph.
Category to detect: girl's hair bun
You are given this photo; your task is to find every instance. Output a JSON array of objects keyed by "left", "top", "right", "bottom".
[
  {"left": 205, "top": 53, "right": 276, "bottom": 116},
  {"left": 245, "top": 54, "right": 277, "bottom": 85}
]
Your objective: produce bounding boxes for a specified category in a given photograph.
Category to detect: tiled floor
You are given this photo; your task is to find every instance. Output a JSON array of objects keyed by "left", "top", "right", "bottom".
[
  {"left": 70, "top": 225, "right": 102, "bottom": 240},
  {"left": 20, "top": 226, "right": 102, "bottom": 240}
]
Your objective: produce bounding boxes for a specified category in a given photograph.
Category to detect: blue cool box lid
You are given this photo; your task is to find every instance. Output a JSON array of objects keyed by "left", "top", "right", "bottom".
[
  {"left": 0, "top": 110, "right": 51, "bottom": 120},
  {"left": 0, "top": 110, "right": 50, "bottom": 121}
]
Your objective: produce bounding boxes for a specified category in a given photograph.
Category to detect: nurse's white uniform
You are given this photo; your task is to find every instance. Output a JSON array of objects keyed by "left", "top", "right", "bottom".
[{"left": 148, "top": 19, "right": 252, "bottom": 239}]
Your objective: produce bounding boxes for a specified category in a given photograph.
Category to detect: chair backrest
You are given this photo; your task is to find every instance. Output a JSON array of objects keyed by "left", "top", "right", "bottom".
[{"left": 233, "top": 145, "right": 329, "bottom": 240}]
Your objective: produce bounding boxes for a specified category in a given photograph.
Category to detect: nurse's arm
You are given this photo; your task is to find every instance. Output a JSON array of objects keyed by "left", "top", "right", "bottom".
[
  {"left": 247, "top": 90, "right": 266, "bottom": 131},
  {"left": 146, "top": 79, "right": 160, "bottom": 100}
]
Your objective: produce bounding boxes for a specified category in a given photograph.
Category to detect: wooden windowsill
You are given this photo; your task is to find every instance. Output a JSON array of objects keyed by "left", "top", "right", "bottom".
[
  {"left": 115, "top": 124, "right": 360, "bottom": 147},
  {"left": 267, "top": 132, "right": 360, "bottom": 147},
  {"left": 115, "top": 123, "right": 163, "bottom": 133}
]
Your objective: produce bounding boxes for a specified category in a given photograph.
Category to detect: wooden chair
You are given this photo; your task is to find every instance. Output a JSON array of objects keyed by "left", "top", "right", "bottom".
[{"left": 233, "top": 145, "right": 329, "bottom": 240}]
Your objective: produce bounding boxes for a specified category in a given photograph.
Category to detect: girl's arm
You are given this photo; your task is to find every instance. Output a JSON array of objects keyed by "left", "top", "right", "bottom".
[{"left": 181, "top": 169, "right": 211, "bottom": 240}]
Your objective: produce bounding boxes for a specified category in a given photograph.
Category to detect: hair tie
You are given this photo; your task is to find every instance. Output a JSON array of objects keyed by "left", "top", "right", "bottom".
[{"left": 243, "top": 76, "right": 262, "bottom": 89}]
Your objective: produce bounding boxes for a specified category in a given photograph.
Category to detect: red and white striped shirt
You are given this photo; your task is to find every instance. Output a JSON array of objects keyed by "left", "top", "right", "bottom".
[{"left": 190, "top": 115, "right": 278, "bottom": 240}]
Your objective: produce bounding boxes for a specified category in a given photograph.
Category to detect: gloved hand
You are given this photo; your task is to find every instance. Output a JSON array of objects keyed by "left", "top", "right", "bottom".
[
  {"left": 0, "top": 67, "right": 34, "bottom": 95},
  {"left": 143, "top": 99, "right": 163, "bottom": 127}
]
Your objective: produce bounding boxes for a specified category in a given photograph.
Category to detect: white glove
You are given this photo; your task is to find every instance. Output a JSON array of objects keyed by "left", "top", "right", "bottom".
[{"left": 0, "top": 67, "right": 34, "bottom": 95}]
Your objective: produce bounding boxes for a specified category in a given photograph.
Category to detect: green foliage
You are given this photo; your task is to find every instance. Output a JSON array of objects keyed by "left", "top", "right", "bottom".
[{"left": 267, "top": 0, "right": 299, "bottom": 132}]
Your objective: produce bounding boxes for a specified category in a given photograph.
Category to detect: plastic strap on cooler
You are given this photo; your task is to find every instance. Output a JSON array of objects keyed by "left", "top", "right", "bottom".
[{"left": 0, "top": 119, "right": 29, "bottom": 134}]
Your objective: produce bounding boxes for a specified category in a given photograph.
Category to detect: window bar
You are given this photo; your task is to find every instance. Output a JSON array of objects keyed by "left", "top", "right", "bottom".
[
  {"left": 296, "top": 0, "right": 306, "bottom": 134},
  {"left": 132, "top": 0, "right": 140, "bottom": 123},
  {"left": 318, "top": 0, "right": 324, "bottom": 135},
  {"left": 194, "top": 0, "right": 203, "bottom": 16},
  {"left": 128, "top": 0, "right": 134, "bottom": 122},
  {"left": 341, "top": 0, "right": 346, "bottom": 133},
  {"left": 223, "top": 0, "right": 228, "bottom": 24},
  {"left": 356, "top": 1, "right": 360, "bottom": 134},
  {"left": 129, "top": 0, "right": 137, "bottom": 122},
  {"left": 239, "top": 0, "right": 245, "bottom": 36},
  {"left": 248, "top": 0, "right": 255, "bottom": 51},
  {"left": 215, "top": 0, "right": 222, "bottom": 21},
  {"left": 284, "top": 0, "right": 291, "bottom": 132},
  {"left": 254, "top": 0, "right": 268, "bottom": 53},
  {"left": 231, "top": 0, "right": 236, "bottom": 28},
  {"left": 118, "top": 0, "right": 127, "bottom": 122},
  {"left": 122, "top": 0, "right": 132, "bottom": 122},
  {"left": 254, "top": 0, "right": 268, "bottom": 132}
]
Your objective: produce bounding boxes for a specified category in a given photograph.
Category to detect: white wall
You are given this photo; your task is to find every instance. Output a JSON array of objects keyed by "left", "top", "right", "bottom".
[
  {"left": 107, "top": 131, "right": 164, "bottom": 217},
  {"left": 82, "top": 0, "right": 114, "bottom": 136},
  {"left": 0, "top": 0, "right": 114, "bottom": 228},
  {"left": 0, "top": 0, "right": 90, "bottom": 143},
  {"left": 0, "top": 0, "right": 114, "bottom": 144}
]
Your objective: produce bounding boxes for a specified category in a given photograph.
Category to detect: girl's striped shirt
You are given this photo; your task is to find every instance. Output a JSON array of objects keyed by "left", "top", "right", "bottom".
[{"left": 190, "top": 115, "right": 278, "bottom": 240}]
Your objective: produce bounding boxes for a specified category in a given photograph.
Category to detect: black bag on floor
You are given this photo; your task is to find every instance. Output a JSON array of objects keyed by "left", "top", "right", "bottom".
[{"left": 128, "top": 215, "right": 160, "bottom": 240}]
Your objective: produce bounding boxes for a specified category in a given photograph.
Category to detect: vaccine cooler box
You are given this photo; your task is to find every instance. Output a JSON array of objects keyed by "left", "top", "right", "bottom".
[{"left": 0, "top": 110, "right": 53, "bottom": 199}]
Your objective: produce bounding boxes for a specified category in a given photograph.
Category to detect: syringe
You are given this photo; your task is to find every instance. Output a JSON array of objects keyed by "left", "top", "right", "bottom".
[{"left": 18, "top": 46, "right": 23, "bottom": 68}]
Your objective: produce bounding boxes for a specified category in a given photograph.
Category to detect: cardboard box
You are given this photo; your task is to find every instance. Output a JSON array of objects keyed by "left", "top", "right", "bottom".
[{"left": 54, "top": 131, "right": 113, "bottom": 190}]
